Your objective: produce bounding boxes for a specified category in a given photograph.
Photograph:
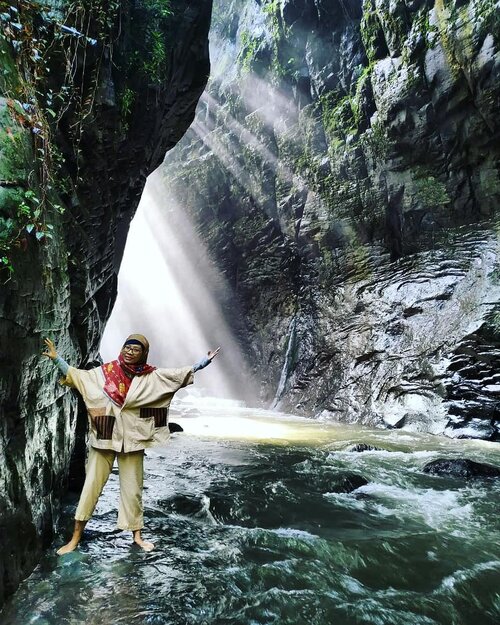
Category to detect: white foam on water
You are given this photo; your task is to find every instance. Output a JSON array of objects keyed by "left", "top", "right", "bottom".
[
  {"left": 437, "top": 560, "right": 500, "bottom": 593},
  {"left": 173, "top": 406, "right": 342, "bottom": 444},
  {"left": 271, "top": 527, "right": 320, "bottom": 540},
  {"left": 323, "top": 491, "right": 368, "bottom": 510},
  {"left": 330, "top": 449, "right": 437, "bottom": 461},
  {"left": 355, "top": 482, "right": 473, "bottom": 530},
  {"left": 174, "top": 394, "right": 247, "bottom": 410},
  {"left": 239, "top": 526, "right": 319, "bottom": 541}
]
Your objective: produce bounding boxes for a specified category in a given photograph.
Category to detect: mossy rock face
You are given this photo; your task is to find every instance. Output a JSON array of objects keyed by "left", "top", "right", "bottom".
[
  {"left": 0, "top": 99, "right": 31, "bottom": 181},
  {"left": 0, "top": 96, "right": 38, "bottom": 271},
  {"left": 0, "top": 36, "right": 19, "bottom": 93},
  {"left": 161, "top": 0, "right": 500, "bottom": 431},
  {"left": 361, "top": 0, "right": 390, "bottom": 62}
]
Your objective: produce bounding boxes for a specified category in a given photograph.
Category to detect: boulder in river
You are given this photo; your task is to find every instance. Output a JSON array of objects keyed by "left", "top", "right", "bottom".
[
  {"left": 423, "top": 459, "right": 500, "bottom": 479},
  {"left": 344, "top": 444, "right": 383, "bottom": 453},
  {"left": 168, "top": 422, "right": 184, "bottom": 433},
  {"left": 331, "top": 473, "right": 369, "bottom": 492}
]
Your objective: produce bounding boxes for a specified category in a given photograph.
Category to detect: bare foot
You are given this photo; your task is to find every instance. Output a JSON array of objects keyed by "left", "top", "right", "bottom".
[
  {"left": 57, "top": 520, "right": 86, "bottom": 555},
  {"left": 57, "top": 540, "right": 79, "bottom": 555},
  {"left": 134, "top": 536, "right": 155, "bottom": 552}
]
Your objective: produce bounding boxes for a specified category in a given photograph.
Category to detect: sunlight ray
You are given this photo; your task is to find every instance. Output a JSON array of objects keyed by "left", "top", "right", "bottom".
[{"left": 101, "top": 171, "right": 256, "bottom": 401}]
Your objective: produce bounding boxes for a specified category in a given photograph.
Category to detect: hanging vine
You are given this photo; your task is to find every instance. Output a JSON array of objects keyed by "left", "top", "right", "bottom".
[
  {"left": 0, "top": 0, "right": 176, "bottom": 279},
  {"left": 0, "top": 0, "right": 120, "bottom": 278}
]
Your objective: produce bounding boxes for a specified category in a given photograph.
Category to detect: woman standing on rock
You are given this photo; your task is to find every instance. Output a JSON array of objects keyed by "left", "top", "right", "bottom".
[{"left": 43, "top": 334, "right": 219, "bottom": 554}]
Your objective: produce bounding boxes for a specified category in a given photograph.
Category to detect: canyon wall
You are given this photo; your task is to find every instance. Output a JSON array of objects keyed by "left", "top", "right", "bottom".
[
  {"left": 161, "top": 0, "right": 500, "bottom": 436},
  {"left": 0, "top": 0, "right": 211, "bottom": 604}
]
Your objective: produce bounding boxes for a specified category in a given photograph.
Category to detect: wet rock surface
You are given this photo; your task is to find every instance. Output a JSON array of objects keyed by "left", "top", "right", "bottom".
[
  {"left": 168, "top": 422, "right": 184, "bottom": 433},
  {"left": 161, "top": 0, "right": 500, "bottom": 436},
  {"left": 345, "top": 444, "right": 383, "bottom": 452},
  {"left": 423, "top": 458, "right": 500, "bottom": 478}
]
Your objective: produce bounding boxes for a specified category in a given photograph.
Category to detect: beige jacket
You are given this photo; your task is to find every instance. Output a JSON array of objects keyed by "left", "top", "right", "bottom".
[{"left": 63, "top": 365, "right": 194, "bottom": 452}]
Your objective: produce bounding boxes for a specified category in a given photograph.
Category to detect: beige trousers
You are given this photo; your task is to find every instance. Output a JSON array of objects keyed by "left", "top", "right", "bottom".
[{"left": 75, "top": 446, "right": 145, "bottom": 531}]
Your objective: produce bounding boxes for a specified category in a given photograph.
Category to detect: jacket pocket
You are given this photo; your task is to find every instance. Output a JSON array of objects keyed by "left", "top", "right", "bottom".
[
  {"left": 88, "top": 408, "right": 115, "bottom": 440},
  {"left": 140, "top": 407, "right": 169, "bottom": 428}
]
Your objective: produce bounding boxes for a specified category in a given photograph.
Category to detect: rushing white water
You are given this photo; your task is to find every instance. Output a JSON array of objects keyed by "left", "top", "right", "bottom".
[
  {"left": 100, "top": 171, "right": 257, "bottom": 402},
  {"left": 1, "top": 407, "right": 500, "bottom": 625}
]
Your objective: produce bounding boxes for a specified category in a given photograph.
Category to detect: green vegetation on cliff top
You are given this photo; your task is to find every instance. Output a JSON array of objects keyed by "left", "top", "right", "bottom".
[{"left": 0, "top": 0, "right": 176, "bottom": 279}]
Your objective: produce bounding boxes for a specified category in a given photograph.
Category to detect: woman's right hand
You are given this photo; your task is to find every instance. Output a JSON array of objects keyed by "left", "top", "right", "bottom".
[{"left": 43, "top": 338, "right": 58, "bottom": 360}]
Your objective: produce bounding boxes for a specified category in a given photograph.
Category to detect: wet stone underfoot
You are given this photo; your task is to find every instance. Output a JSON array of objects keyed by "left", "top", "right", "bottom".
[{"left": 1, "top": 410, "right": 500, "bottom": 625}]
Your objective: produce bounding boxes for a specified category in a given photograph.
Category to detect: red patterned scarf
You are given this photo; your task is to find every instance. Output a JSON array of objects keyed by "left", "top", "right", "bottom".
[{"left": 102, "top": 354, "right": 156, "bottom": 407}]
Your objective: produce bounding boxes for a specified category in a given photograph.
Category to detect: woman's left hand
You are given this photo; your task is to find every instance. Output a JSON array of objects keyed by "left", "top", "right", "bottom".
[{"left": 207, "top": 347, "right": 221, "bottom": 361}]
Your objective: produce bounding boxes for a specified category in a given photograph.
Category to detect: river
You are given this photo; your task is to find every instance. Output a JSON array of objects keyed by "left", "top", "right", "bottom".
[{"left": 1, "top": 402, "right": 499, "bottom": 625}]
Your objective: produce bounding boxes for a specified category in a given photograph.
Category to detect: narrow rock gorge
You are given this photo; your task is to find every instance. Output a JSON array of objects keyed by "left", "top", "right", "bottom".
[
  {"left": 1, "top": 0, "right": 499, "bottom": 610},
  {"left": 0, "top": 0, "right": 211, "bottom": 604},
  {"left": 161, "top": 0, "right": 500, "bottom": 435}
]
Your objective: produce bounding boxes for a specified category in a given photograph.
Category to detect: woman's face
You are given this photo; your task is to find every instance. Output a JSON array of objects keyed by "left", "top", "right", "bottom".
[{"left": 121, "top": 344, "right": 144, "bottom": 365}]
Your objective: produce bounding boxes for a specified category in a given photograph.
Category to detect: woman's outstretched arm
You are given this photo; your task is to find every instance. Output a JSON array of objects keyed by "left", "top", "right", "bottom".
[
  {"left": 43, "top": 338, "right": 70, "bottom": 375},
  {"left": 193, "top": 347, "right": 220, "bottom": 372}
]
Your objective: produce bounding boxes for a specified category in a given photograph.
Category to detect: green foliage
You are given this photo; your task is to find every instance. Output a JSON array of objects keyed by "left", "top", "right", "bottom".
[
  {"left": 317, "top": 61, "right": 374, "bottom": 147},
  {"left": 361, "top": 120, "right": 390, "bottom": 159},
  {"left": 238, "top": 30, "right": 261, "bottom": 74},
  {"left": 0, "top": 0, "right": 175, "bottom": 279},
  {"left": 270, "top": 53, "right": 295, "bottom": 81},
  {"left": 0, "top": 116, "right": 29, "bottom": 180},
  {"left": 352, "top": 64, "right": 372, "bottom": 124},
  {"left": 223, "top": 89, "right": 243, "bottom": 117},
  {"left": 360, "top": 0, "right": 384, "bottom": 64},
  {"left": 0, "top": 34, "right": 18, "bottom": 92},
  {"left": 144, "top": 0, "right": 173, "bottom": 19},
  {"left": 0, "top": 186, "right": 57, "bottom": 281},
  {"left": 142, "top": 28, "right": 167, "bottom": 84},
  {"left": 319, "top": 92, "right": 356, "bottom": 141},
  {"left": 401, "top": 9, "right": 431, "bottom": 66},
  {"left": 261, "top": 0, "right": 295, "bottom": 84},
  {"left": 262, "top": 0, "right": 282, "bottom": 39},
  {"left": 119, "top": 0, "right": 175, "bottom": 86},
  {"left": 0, "top": 0, "right": 108, "bottom": 278},
  {"left": 361, "top": 0, "right": 409, "bottom": 59},
  {"left": 119, "top": 86, "right": 135, "bottom": 124},
  {"left": 435, "top": 0, "right": 462, "bottom": 76},
  {"left": 433, "top": 0, "right": 496, "bottom": 78},
  {"left": 262, "top": 0, "right": 280, "bottom": 17},
  {"left": 413, "top": 172, "right": 450, "bottom": 208}
]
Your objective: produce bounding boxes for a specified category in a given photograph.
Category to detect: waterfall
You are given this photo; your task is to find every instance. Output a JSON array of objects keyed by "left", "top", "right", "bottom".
[{"left": 272, "top": 317, "right": 297, "bottom": 408}]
